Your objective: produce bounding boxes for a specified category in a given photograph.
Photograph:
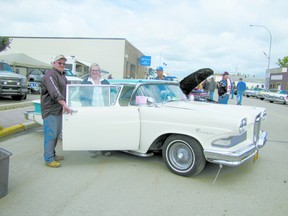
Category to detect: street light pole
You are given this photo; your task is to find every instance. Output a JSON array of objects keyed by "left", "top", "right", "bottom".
[{"left": 249, "top": 24, "right": 272, "bottom": 70}]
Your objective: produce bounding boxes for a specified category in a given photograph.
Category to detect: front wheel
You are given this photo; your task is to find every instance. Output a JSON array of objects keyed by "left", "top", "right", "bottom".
[
  {"left": 11, "top": 94, "right": 27, "bottom": 100},
  {"left": 162, "top": 135, "right": 206, "bottom": 177}
]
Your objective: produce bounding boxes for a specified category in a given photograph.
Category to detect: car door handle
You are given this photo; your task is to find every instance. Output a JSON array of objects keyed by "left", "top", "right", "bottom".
[{"left": 71, "top": 109, "right": 78, "bottom": 114}]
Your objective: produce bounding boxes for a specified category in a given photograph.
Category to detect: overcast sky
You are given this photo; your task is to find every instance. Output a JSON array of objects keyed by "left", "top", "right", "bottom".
[{"left": 1, "top": 0, "right": 288, "bottom": 78}]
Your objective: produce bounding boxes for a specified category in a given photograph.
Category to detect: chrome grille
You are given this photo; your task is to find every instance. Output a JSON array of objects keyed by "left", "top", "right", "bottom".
[
  {"left": 254, "top": 114, "right": 261, "bottom": 144},
  {"left": 1, "top": 78, "right": 21, "bottom": 86}
]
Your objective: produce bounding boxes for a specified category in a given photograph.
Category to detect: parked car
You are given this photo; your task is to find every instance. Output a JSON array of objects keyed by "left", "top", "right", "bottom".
[
  {"left": 243, "top": 88, "right": 264, "bottom": 98},
  {"left": 27, "top": 69, "right": 44, "bottom": 94},
  {"left": 28, "top": 81, "right": 41, "bottom": 94},
  {"left": 24, "top": 71, "right": 267, "bottom": 177},
  {"left": 257, "top": 89, "right": 278, "bottom": 100},
  {"left": 0, "top": 61, "right": 28, "bottom": 100},
  {"left": 27, "top": 68, "right": 82, "bottom": 92},
  {"left": 64, "top": 68, "right": 83, "bottom": 84},
  {"left": 243, "top": 90, "right": 254, "bottom": 97},
  {"left": 27, "top": 69, "right": 44, "bottom": 82},
  {"left": 266, "top": 90, "right": 288, "bottom": 104}
]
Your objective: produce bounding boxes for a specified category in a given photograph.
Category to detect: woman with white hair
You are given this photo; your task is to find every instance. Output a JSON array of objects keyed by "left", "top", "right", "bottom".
[{"left": 80, "top": 63, "right": 109, "bottom": 106}]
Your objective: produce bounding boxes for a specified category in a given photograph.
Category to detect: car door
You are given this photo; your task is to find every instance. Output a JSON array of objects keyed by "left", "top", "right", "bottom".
[{"left": 62, "top": 85, "right": 140, "bottom": 151}]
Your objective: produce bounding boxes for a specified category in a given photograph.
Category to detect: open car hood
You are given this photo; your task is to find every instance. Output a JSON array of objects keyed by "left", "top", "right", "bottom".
[{"left": 179, "top": 68, "right": 214, "bottom": 96}]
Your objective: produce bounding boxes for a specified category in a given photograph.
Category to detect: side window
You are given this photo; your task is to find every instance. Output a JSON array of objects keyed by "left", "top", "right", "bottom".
[
  {"left": 119, "top": 86, "right": 134, "bottom": 106},
  {"left": 67, "top": 85, "right": 119, "bottom": 107}
]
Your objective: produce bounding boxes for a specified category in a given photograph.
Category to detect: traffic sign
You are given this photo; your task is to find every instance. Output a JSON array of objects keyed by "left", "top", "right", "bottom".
[{"left": 140, "top": 56, "right": 151, "bottom": 66}]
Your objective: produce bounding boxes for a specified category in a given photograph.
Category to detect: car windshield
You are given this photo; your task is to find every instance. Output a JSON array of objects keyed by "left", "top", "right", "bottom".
[
  {"left": 131, "top": 83, "right": 187, "bottom": 104},
  {"left": 0, "top": 62, "right": 13, "bottom": 72}
]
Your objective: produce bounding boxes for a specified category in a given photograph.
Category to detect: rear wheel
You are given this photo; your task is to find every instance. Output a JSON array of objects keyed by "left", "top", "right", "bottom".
[{"left": 162, "top": 135, "right": 206, "bottom": 177}]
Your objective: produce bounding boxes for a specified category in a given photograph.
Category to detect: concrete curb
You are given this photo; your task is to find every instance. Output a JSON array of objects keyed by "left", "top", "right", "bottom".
[
  {"left": 0, "top": 101, "right": 33, "bottom": 111},
  {"left": 0, "top": 122, "right": 40, "bottom": 138}
]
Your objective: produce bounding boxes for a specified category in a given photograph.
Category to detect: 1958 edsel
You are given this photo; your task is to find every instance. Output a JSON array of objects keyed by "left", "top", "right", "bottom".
[{"left": 25, "top": 72, "right": 267, "bottom": 177}]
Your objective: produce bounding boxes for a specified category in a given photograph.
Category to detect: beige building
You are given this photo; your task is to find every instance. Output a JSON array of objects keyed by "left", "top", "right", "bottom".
[{"left": 2, "top": 37, "right": 148, "bottom": 79}]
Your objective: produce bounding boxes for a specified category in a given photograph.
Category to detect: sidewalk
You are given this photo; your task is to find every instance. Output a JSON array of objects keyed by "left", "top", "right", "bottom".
[{"left": 0, "top": 103, "right": 39, "bottom": 138}]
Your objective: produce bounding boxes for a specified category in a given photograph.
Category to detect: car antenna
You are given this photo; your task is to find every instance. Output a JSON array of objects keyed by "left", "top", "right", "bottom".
[{"left": 213, "top": 164, "right": 223, "bottom": 185}]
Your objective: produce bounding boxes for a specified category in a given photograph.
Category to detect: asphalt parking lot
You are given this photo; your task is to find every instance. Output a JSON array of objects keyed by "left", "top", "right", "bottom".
[{"left": 0, "top": 96, "right": 287, "bottom": 216}]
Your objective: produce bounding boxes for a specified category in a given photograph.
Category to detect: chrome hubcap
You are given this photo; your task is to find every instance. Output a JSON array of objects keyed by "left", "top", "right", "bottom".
[{"left": 168, "top": 140, "right": 195, "bottom": 170}]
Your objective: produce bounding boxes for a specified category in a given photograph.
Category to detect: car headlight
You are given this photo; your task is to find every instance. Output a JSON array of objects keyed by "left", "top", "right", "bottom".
[
  {"left": 21, "top": 78, "right": 28, "bottom": 86},
  {"left": 239, "top": 118, "right": 247, "bottom": 134}
]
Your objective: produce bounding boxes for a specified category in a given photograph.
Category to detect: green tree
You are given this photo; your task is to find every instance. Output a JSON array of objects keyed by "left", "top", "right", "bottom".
[
  {"left": 276, "top": 56, "right": 288, "bottom": 67},
  {"left": 0, "top": 36, "right": 12, "bottom": 52}
]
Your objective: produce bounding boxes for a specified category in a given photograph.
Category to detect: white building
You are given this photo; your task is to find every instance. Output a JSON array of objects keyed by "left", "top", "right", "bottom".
[{"left": 1, "top": 37, "right": 148, "bottom": 79}]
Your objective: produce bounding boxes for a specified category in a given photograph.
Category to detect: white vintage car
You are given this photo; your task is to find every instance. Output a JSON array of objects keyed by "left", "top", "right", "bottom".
[
  {"left": 265, "top": 90, "right": 288, "bottom": 104},
  {"left": 25, "top": 78, "right": 267, "bottom": 177}
]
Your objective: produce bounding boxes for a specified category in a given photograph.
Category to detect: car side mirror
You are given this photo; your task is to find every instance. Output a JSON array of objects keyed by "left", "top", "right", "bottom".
[{"left": 147, "top": 97, "right": 156, "bottom": 106}]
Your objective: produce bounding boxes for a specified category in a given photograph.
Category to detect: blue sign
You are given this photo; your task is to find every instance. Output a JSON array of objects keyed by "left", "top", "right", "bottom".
[{"left": 140, "top": 56, "right": 151, "bottom": 66}]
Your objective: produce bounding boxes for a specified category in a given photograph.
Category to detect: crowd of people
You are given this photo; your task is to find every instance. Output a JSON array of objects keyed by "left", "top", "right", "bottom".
[{"left": 154, "top": 66, "right": 247, "bottom": 105}]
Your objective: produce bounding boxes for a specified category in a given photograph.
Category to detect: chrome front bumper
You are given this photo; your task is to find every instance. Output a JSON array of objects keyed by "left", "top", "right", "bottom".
[{"left": 204, "top": 131, "right": 267, "bottom": 166}]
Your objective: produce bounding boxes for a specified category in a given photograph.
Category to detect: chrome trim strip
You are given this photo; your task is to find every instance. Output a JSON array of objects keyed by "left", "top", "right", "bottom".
[{"left": 123, "top": 150, "right": 154, "bottom": 157}]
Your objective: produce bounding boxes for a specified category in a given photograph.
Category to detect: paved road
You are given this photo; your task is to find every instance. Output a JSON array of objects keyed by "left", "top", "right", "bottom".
[
  {"left": 0, "top": 94, "right": 40, "bottom": 106},
  {"left": 0, "top": 94, "right": 40, "bottom": 129},
  {"left": 0, "top": 96, "right": 287, "bottom": 216}
]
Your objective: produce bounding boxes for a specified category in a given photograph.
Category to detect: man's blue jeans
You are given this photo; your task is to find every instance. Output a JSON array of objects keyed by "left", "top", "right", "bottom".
[
  {"left": 218, "top": 93, "right": 229, "bottom": 104},
  {"left": 43, "top": 115, "right": 62, "bottom": 163},
  {"left": 237, "top": 91, "right": 244, "bottom": 105},
  {"left": 209, "top": 91, "right": 214, "bottom": 100}
]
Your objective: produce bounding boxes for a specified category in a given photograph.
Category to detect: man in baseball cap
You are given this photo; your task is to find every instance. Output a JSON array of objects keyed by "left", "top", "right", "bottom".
[
  {"left": 41, "top": 54, "right": 71, "bottom": 168},
  {"left": 154, "top": 66, "right": 165, "bottom": 80},
  {"left": 53, "top": 54, "right": 67, "bottom": 62}
]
